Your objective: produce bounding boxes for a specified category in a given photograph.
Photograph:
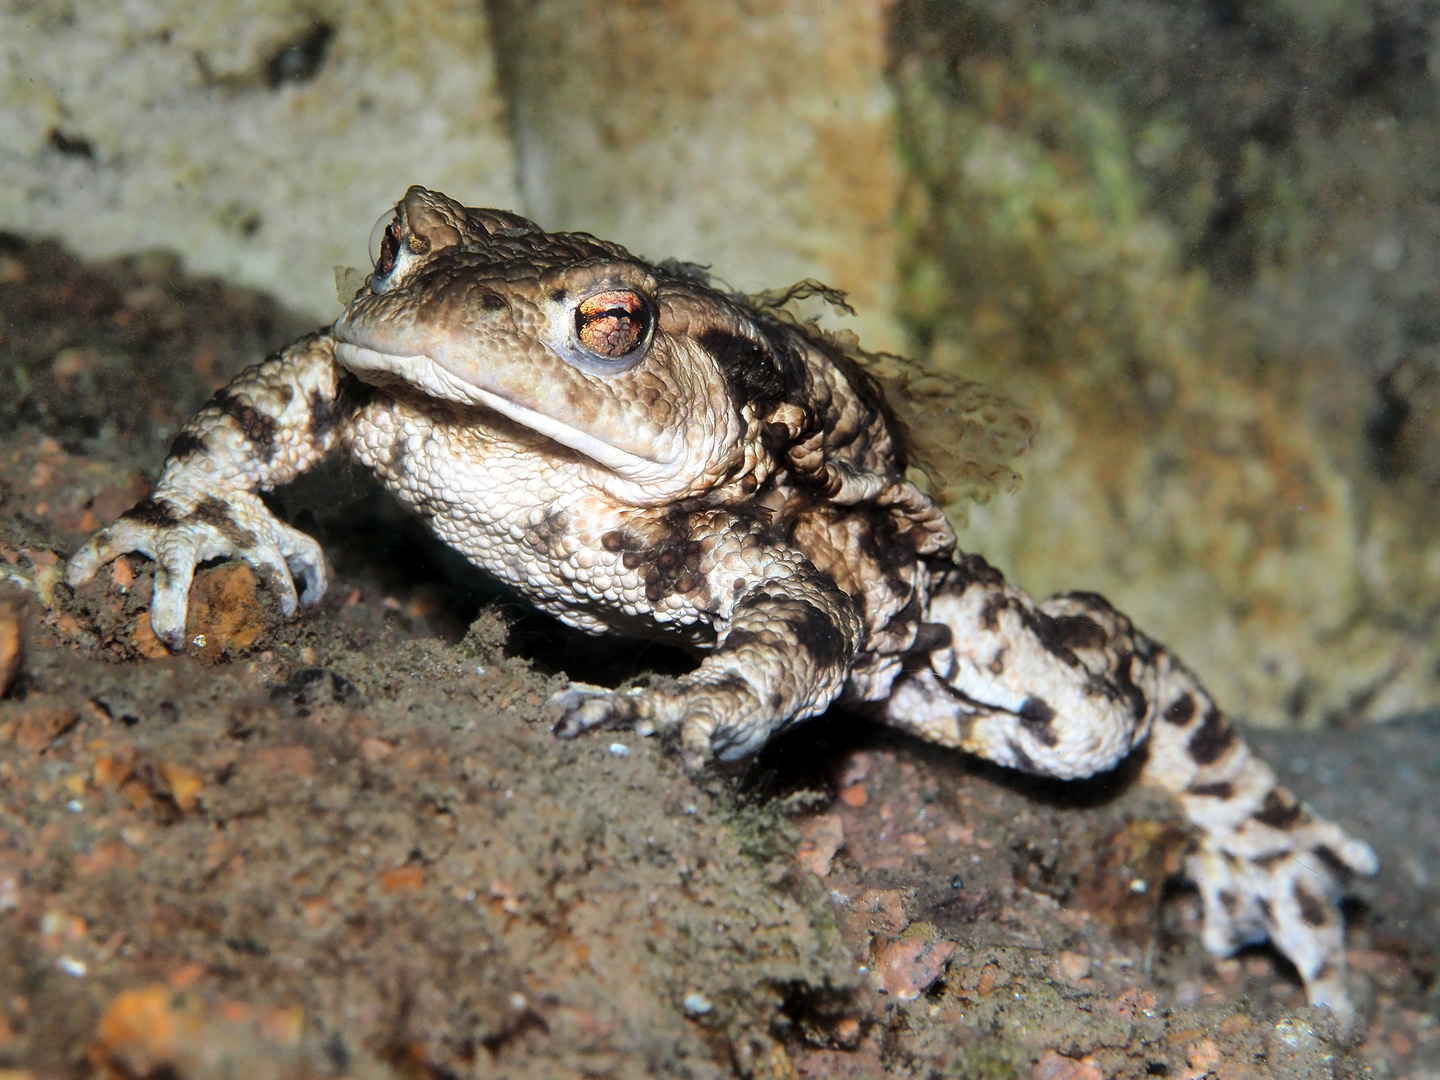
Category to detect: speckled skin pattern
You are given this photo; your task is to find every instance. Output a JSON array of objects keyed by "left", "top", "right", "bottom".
[{"left": 68, "top": 187, "right": 1377, "bottom": 1016}]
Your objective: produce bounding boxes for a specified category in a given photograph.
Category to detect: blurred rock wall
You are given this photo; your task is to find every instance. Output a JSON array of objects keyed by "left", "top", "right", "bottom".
[
  {"left": 485, "top": 0, "right": 903, "bottom": 349},
  {"left": 890, "top": 0, "right": 1440, "bottom": 727},
  {"left": 0, "top": 0, "right": 519, "bottom": 322}
]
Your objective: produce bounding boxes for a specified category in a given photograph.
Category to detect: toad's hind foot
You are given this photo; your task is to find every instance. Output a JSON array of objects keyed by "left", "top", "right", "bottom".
[
  {"left": 1142, "top": 660, "right": 1376, "bottom": 1019},
  {"left": 877, "top": 557, "right": 1376, "bottom": 1017}
]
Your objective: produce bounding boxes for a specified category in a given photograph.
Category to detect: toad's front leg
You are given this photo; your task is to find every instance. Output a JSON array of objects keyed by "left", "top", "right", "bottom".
[
  {"left": 66, "top": 333, "right": 348, "bottom": 650},
  {"left": 879, "top": 555, "right": 1377, "bottom": 1018},
  {"left": 552, "top": 553, "right": 864, "bottom": 771}
]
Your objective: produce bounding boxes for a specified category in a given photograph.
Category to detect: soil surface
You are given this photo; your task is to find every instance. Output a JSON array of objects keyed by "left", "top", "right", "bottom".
[{"left": 0, "top": 235, "right": 1435, "bottom": 1079}]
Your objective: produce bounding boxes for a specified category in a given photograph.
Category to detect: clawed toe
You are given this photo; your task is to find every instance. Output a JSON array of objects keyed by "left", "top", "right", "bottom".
[{"left": 550, "top": 683, "right": 621, "bottom": 738}]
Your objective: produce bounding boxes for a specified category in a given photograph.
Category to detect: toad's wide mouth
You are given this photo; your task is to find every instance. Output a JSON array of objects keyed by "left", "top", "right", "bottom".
[{"left": 332, "top": 340, "right": 670, "bottom": 477}]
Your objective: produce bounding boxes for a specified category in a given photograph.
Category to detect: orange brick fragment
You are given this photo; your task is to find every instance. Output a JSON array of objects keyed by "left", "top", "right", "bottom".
[
  {"left": 161, "top": 763, "right": 203, "bottom": 812},
  {"left": 380, "top": 866, "right": 425, "bottom": 893},
  {"left": 95, "top": 986, "right": 186, "bottom": 1074},
  {"left": 1033, "top": 1050, "right": 1103, "bottom": 1080},
  {"left": 130, "top": 614, "right": 171, "bottom": 659},
  {"left": 0, "top": 601, "right": 20, "bottom": 698},
  {"left": 93, "top": 751, "right": 135, "bottom": 789},
  {"left": 5, "top": 697, "right": 79, "bottom": 753},
  {"left": 185, "top": 564, "right": 266, "bottom": 660}
]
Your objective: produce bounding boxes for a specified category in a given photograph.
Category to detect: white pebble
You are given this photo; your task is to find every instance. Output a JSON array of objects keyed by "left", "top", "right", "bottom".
[
  {"left": 682, "top": 992, "right": 712, "bottom": 1016},
  {"left": 608, "top": 743, "right": 630, "bottom": 757},
  {"left": 66, "top": 800, "right": 83, "bottom": 813},
  {"left": 57, "top": 955, "right": 87, "bottom": 977}
]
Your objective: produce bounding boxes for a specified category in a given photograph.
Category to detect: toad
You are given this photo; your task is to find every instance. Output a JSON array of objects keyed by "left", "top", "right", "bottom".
[{"left": 67, "top": 186, "right": 1377, "bottom": 1015}]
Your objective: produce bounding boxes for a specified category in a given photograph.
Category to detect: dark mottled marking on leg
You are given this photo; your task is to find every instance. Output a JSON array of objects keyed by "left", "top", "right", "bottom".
[
  {"left": 1163, "top": 693, "right": 1196, "bottom": 726},
  {"left": 1218, "top": 889, "right": 1238, "bottom": 914},
  {"left": 1187, "top": 707, "right": 1235, "bottom": 765},
  {"left": 1050, "top": 609, "right": 1110, "bottom": 651},
  {"left": 967, "top": 586, "right": 1083, "bottom": 665},
  {"left": 1295, "top": 884, "right": 1330, "bottom": 927},
  {"left": 1019, "top": 607, "right": 1080, "bottom": 667},
  {"left": 1313, "top": 845, "right": 1354, "bottom": 883},
  {"left": 1188, "top": 780, "right": 1234, "bottom": 798},
  {"left": 719, "top": 627, "right": 764, "bottom": 652},
  {"left": 1007, "top": 738, "right": 1037, "bottom": 774},
  {"left": 979, "top": 594, "right": 1005, "bottom": 632},
  {"left": 748, "top": 591, "right": 850, "bottom": 672},
  {"left": 1252, "top": 850, "right": 1290, "bottom": 869},
  {"left": 190, "top": 497, "right": 258, "bottom": 549},
  {"left": 1111, "top": 652, "right": 1149, "bottom": 722},
  {"left": 956, "top": 554, "right": 1006, "bottom": 589},
  {"left": 600, "top": 530, "right": 624, "bottom": 553},
  {"left": 912, "top": 621, "right": 953, "bottom": 653},
  {"left": 987, "top": 645, "right": 1006, "bottom": 675},
  {"left": 167, "top": 430, "right": 210, "bottom": 462},
  {"left": 122, "top": 497, "right": 181, "bottom": 528},
  {"left": 307, "top": 388, "right": 337, "bottom": 439},
  {"left": 1253, "top": 789, "right": 1304, "bottom": 830},
  {"left": 210, "top": 387, "right": 278, "bottom": 453},
  {"left": 1258, "top": 897, "right": 1273, "bottom": 921},
  {"left": 1018, "top": 696, "right": 1058, "bottom": 746},
  {"left": 1312, "top": 960, "right": 1335, "bottom": 983},
  {"left": 702, "top": 672, "right": 754, "bottom": 700},
  {"left": 385, "top": 434, "right": 408, "bottom": 475}
]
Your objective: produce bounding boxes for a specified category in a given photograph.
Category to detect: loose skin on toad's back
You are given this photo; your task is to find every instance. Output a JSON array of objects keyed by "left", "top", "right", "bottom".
[{"left": 67, "top": 186, "right": 1378, "bottom": 1017}]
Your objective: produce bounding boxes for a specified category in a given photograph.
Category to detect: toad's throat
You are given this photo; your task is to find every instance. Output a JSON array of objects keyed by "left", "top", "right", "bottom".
[{"left": 333, "top": 341, "right": 671, "bottom": 476}]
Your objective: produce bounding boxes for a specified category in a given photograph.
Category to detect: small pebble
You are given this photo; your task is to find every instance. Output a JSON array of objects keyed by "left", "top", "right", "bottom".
[
  {"left": 950, "top": 874, "right": 964, "bottom": 890},
  {"left": 1129, "top": 878, "right": 1148, "bottom": 894},
  {"left": 66, "top": 800, "right": 83, "bottom": 814},
  {"left": 682, "top": 992, "right": 712, "bottom": 1017},
  {"left": 1273, "top": 1017, "right": 1316, "bottom": 1049},
  {"left": 608, "top": 743, "right": 629, "bottom": 757},
  {"left": 57, "top": 955, "right": 87, "bottom": 977}
]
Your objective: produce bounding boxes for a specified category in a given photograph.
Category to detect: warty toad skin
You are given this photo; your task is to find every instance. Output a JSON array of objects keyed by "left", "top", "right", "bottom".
[{"left": 67, "top": 186, "right": 1378, "bottom": 1017}]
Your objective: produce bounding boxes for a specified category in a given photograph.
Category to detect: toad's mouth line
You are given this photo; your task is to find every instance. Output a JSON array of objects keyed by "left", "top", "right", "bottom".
[{"left": 332, "top": 340, "right": 673, "bottom": 476}]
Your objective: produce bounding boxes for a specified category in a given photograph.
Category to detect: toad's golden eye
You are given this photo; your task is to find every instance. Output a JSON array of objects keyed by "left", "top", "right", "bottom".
[{"left": 574, "top": 289, "right": 651, "bottom": 359}]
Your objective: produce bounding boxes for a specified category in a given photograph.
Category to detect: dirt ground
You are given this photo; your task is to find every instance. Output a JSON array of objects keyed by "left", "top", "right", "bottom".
[{"left": 0, "top": 235, "right": 1436, "bottom": 1079}]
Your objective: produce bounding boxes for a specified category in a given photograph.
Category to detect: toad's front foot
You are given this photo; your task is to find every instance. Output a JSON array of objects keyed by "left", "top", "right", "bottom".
[
  {"left": 550, "top": 672, "right": 776, "bottom": 772},
  {"left": 66, "top": 491, "right": 327, "bottom": 651}
]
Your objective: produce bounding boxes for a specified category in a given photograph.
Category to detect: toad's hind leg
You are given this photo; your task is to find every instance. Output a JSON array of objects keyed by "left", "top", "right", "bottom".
[{"left": 877, "top": 555, "right": 1377, "bottom": 1017}]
